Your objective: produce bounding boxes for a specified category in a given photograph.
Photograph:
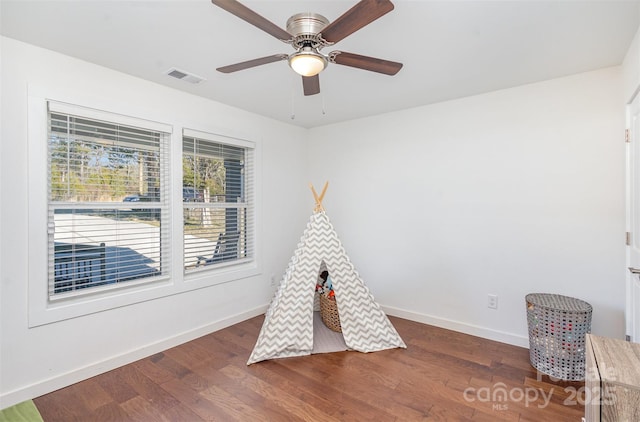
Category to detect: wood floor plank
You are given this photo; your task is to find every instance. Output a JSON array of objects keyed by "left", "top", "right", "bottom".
[
  {"left": 114, "top": 364, "right": 181, "bottom": 412},
  {"left": 131, "top": 354, "right": 177, "bottom": 385},
  {"left": 120, "top": 395, "right": 173, "bottom": 422},
  {"left": 220, "top": 363, "right": 343, "bottom": 422},
  {"left": 261, "top": 358, "right": 399, "bottom": 421},
  {"left": 159, "top": 402, "right": 207, "bottom": 422},
  {"left": 280, "top": 355, "right": 432, "bottom": 421},
  {"left": 163, "top": 339, "right": 214, "bottom": 369},
  {"left": 199, "top": 384, "right": 281, "bottom": 422},
  {"left": 408, "top": 336, "right": 494, "bottom": 368},
  {"left": 160, "top": 378, "right": 237, "bottom": 422},
  {"left": 70, "top": 378, "right": 113, "bottom": 412},
  {"left": 91, "top": 401, "right": 131, "bottom": 422},
  {"left": 33, "top": 315, "right": 586, "bottom": 421},
  {"left": 393, "top": 378, "right": 468, "bottom": 420},
  {"left": 34, "top": 390, "right": 87, "bottom": 422},
  {"left": 92, "top": 368, "right": 139, "bottom": 404},
  {"left": 191, "top": 360, "right": 301, "bottom": 421},
  {"left": 146, "top": 352, "right": 192, "bottom": 379}
]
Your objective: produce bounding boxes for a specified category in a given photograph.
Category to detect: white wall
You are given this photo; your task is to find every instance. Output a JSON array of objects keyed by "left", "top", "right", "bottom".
[
  {"left": 0, "top": 37, "right": 309, "bottom": 407},
  {"left": 308, "top": 67, "right": 626, "bottom": 346}
]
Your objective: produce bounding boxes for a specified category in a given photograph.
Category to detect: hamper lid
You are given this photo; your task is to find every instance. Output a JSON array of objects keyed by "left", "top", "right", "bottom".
[{"left": 526, "top": 293, "right": 592, "bottom": 312}]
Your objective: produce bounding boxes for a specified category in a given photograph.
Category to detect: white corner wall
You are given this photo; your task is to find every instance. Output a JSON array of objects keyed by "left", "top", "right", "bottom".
[
  {"left": 308, "top": 67, "right": 626, "bottom": 346},
  {"left": 0, "top": 37, "right": 309, "bottom": 407}
]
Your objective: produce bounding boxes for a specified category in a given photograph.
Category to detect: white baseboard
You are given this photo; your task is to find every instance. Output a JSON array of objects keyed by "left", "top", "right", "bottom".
[
  {"left": 382, "top": 305, "right": 529, "bottom": 348},
  {"left": 0, "top": 305, "right": 268, "bottom": 410}
]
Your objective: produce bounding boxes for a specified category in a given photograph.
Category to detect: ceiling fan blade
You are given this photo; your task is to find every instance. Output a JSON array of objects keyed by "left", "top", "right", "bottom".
[
  {"left": 320, "top": 0, "right": 394, "bottom": 44},
  {"left": 331, "top": 51, "right": 402, "bottom": 75},
  {"left": 211, "top": 0, "right": 292, "bottom": 41},
  {"left": 302, "top": 75, "right": 320, "bottom": 96},
  {"left": 217, "top": 54, "right": 288, "bottom": 73}
]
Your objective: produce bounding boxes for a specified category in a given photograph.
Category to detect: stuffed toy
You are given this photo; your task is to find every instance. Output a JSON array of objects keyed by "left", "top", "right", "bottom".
[{"left": 316, "top": 270, "right": 334, "bottom": 297}]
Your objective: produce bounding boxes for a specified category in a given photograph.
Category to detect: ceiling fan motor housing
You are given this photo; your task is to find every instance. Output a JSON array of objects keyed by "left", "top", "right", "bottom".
[{"left": 286, "top": 13, "right": 330, "bottom": 50}]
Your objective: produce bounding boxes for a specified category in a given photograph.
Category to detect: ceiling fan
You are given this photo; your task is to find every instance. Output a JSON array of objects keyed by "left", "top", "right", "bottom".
[{"left": 211, "top": 0, "right": 403, "bottom": 96}]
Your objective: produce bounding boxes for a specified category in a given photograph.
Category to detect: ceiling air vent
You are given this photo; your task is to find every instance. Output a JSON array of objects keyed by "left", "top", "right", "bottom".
[{"left": 165, "top": 68, "right": 205, "bottom": 84}]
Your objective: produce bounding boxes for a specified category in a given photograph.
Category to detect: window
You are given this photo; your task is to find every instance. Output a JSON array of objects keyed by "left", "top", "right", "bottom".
[
  {"left": 182, "top": 129, "right": 254, "bottom": 273},
  {"left": 47, "top": 102, "right": 170, "bottom": 299}
]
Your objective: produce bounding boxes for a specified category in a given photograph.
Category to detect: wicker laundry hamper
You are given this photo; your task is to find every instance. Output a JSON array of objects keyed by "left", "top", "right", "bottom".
[
  {"left": 526, "top": 293, "right": 592, "bottom": 381},
  {"left": 319, "top": 293, "right": 342, "bottom": 333}
]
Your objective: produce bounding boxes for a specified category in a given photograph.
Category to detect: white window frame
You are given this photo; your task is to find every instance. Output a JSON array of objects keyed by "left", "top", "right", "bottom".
[
  {"left": 27, "top": 89, "right": 261, "bottom": 327},
  {"left": 47, "top": 101, "right": 172, "bottom": 300},
  {"left": 182, "top": 128, "right": 256, "bottom": 274}
]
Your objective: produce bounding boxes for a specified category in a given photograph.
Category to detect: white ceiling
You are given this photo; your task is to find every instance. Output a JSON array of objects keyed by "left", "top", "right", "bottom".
[{"left": 2, "top": 0, "right": 639, "bottom": 128}]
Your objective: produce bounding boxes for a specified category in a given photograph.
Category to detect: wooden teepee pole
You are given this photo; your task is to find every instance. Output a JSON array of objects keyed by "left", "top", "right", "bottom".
[{"left": 310, "top": 181, "right": 329, "bottom": 212}]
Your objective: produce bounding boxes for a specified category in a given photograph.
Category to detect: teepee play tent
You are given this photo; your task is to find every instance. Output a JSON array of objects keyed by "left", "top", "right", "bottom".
[{"left": 248, "top": 183, "right": 406, "bottom": 365}]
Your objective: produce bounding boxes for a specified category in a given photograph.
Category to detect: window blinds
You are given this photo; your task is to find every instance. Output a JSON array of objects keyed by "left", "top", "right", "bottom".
[
  {"left": 182, "top": 131, "right": 255, "bottom": 272},
  {"left": 47, "top": 103, "right": 170, "bottom": 298}
]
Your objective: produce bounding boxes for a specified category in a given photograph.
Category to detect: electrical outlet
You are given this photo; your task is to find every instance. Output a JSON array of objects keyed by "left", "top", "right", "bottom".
[{"left": 488, "top": 294, "right": 498, "bottom": 309}]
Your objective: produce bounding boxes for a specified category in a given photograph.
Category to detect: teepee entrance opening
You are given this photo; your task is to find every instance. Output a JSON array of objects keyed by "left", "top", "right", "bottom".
[
  {"left": 311, "top": 262, "right": 349, "bottom": 354},
  {"left": 247, "top": 183, "right": 406, "bottom": 365}
]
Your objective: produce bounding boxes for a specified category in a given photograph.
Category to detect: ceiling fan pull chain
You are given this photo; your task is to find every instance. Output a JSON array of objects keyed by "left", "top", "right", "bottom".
[
  {"left": 321, "top": 90, "right": 326, "bottom": 115},
  {"left": 291, "top": 74, "right": 296, "bottom": 120}
]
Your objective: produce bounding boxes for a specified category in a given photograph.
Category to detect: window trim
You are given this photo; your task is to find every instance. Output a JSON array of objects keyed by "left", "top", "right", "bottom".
[{"left": 27, "top": 89, "right": 261, "bottom": 328}]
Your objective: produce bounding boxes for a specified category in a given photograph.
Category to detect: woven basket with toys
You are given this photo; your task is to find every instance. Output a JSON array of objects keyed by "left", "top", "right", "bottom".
[{"left": 316, "top": 270, "right": 341, "bottom": 332}]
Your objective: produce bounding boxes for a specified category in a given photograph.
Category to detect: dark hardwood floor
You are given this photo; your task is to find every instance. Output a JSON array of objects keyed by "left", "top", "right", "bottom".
[{"left": 34, "top": 316, "right": 585, "bottom": 421}]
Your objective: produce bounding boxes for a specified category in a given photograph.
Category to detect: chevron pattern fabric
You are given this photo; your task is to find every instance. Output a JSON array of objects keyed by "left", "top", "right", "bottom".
[{"left": 247, "top": 212, "right": 406, "bottom": 365}]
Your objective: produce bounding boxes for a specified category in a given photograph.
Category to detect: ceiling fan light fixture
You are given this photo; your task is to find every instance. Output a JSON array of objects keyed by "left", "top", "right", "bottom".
[{"left": 289, "top": 47, "right": 327, "bottom": 77}]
